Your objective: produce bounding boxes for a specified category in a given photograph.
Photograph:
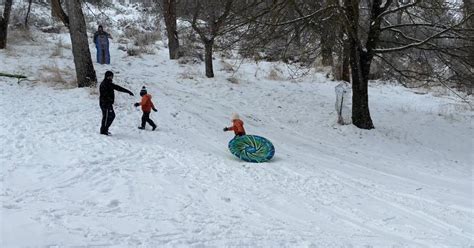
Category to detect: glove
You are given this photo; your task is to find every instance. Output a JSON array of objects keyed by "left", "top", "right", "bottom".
[
  {"left": 134, "top": 103, "right": 140, "bottom": 107},
  {"left": 129, "top": 92, "right": 134, "bottom": 96},
  {"left": 223, "top": 127, "right": 228, "bottom": 131},
  {"left": 152, "top": 107, "right": 157, "bottom": 112}
]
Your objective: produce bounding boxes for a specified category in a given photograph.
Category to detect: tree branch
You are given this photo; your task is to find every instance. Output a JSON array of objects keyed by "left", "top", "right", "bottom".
[{"left": 374, "top": 13, "right": 473, "bottom": 53}]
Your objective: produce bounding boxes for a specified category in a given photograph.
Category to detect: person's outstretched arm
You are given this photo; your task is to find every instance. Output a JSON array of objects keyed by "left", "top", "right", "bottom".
[
  {"left": 223, "top": 124, "right": 235, "bottom": 132},
  {"left": 112, "top": 83, "right": 134, "bottom": 96}
]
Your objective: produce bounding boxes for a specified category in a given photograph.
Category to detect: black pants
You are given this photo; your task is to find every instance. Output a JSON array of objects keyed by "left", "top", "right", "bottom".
[
  {"left": 100, "top": 105, "right": 115, "bottom": 134},
  {"left": 141, "top": 112, "right": 156, "bottom": 128}
]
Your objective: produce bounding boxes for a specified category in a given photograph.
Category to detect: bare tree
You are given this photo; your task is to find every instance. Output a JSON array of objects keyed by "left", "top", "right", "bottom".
[
  {"left": 338, "top": 0, "right": 473, "bottom": 129},
  {"left": 461, "top": 0, "right": 474, "bottom": 94},
  {"left": 188, "top": 0, "right": 234, "bottom": 78},
  {"left": 163, "top": 0, "right": 180, "bottom": 59},
  {"left": 52, "top": 0, "right": 70, "bottom": 27},
  {"left": 340, "top": 0, "right": 377, "bottom": 129},
  {"left": 0, "top": 0, "right": 13, "bottom": 49},
  {"left": 257, "top": 0, "right": 472, "bottom": 129},
  {"left": 25, "top": 0, "right": 33, "bottom": 27},
  {"left": 65, "top": 0, "right": 97, "bottom": 87}
]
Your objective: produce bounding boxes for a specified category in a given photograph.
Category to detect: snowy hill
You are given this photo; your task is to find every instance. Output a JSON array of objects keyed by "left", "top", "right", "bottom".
[{"left": 1, "top": 27, "right": 473, "bottom": 246}]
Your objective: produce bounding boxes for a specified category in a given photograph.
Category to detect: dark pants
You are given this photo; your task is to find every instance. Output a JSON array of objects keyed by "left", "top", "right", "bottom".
[
  {"left": 100, "top": 105, "right": 115, "bottom": 134},
  {"left": 141, "top": 112, "right": 156, "bottom": 128}
]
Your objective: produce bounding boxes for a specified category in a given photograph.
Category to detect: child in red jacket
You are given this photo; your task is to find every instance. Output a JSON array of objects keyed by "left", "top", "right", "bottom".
[
  {"left": 223, "top": 113, "right": 246, "bottom": 137},
  {"left": 134, "top": 86, "right": 157, "bottom": 131}
]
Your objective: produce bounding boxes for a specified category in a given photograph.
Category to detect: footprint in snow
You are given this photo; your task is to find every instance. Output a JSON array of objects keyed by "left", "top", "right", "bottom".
[{"left": 107, "top": 199, "right": 120, "bottom": 208}]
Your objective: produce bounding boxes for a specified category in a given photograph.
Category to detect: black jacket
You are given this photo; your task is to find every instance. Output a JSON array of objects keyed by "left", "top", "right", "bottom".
[{"left": 99, "top": 79, "right": 132, "bottom": 107}]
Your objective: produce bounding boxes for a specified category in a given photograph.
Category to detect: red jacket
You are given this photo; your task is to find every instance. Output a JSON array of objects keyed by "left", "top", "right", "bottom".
[
  {"left": 139, "top": 94, "right": 155, "bottom": 112},
  {"left": 227, "top": 119, "right": 246, "bottom": 135}
]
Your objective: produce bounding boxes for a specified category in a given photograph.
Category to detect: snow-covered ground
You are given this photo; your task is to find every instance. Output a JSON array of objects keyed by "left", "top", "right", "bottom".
[{"left": 0, "top": 28, "right": 473, "bottom": 247}]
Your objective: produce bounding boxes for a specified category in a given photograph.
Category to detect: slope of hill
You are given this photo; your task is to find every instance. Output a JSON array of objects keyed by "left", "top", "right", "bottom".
[{"left": 0, "top": 26, "right": 472, "bottom": 247}]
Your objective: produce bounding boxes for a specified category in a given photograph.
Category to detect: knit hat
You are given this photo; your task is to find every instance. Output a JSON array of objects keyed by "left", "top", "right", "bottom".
[
  {"left": 140, "top": 86, "right": 147, "bottom": 96},
  {"left": 104, "top": 71, "right": 114, "bottom": 81},
  {"left": 231, "top": 113, "right": 240, "bottom": 120},
  {"left": 105, "top": 70, "right": 113, "bottom": 78}
]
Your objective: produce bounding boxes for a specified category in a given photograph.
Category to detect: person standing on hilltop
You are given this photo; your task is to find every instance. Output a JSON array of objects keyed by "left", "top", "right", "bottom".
[{"left": 93, "top": 25, "right": 112, "bottom": 64}]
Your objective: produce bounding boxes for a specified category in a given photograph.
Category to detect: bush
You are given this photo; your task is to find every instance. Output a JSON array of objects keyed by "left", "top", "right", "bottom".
[
  {"left": 227, "top": 77, "right": 239, "bottom": 84},
  {"left": 39, "top": 64, "right": 76, "bottom": 88},
  {"left": 267, "top": 67, "right": 284, "bottom": 81}
]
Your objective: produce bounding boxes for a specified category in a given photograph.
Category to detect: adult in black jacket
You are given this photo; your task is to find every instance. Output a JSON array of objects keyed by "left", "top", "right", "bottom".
[{"left": 99, "top": 71, "right": 134, "bottom": 135}]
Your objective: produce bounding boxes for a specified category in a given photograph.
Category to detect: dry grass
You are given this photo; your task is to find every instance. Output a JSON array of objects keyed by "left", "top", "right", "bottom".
[
  {"left": 126, "top": 46, "right": 141, "bottom": 57},
  {"left": 125, "top": 44, "right": 157, "bottom": 57},
  {"left": 220, "top": 60, "right": 234, "bottom": 72},
  {"left": 4, "top": 45, "right": 18, "bottom": 57},
  {"left": 7, "top": 28, "right": 34, "bottom": 45},
  {"left": 88, "top": 86, "right": 100, "bottom": 96},
  {"left": 139, "top": 45, "right": 157, "bottom": 55},
  {"left": 267, "top": 67, "right": 285, "bottom": 81},
  {"left": 50, "top": 37, "right": 70, "bottom": 57},
  {"left": 178, "top": 56, "right": 201, "bottom": 65},
  {"left": 122, "top": 24, "right": 161, "bottom": 50},
  {"left": 227, "top": 77, "right": 239, "bottom": 84},
  {"left": 39, "top": 64, "right": 76, "bottom": 88},
  {"left": 178, "top": 69, "right": 196, "bottom": 80}
]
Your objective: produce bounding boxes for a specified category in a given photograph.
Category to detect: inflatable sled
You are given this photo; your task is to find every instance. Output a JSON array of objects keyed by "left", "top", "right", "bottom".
[{"left": 228, "top": 135, "right": 275, "bottom": 163}]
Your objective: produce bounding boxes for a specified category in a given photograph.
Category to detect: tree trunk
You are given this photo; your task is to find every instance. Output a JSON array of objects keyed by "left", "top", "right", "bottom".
[
  {"left": 204, "top": 40, "right": 214, "bottom": 78},
  {"left": 344, "top": 0, "right": 374, "bottom": 129},
  {"left": 341, "top": 39, "right": 351, "bottom": 82},
  {"left": 163, "top": 0, "right": 179, "bottom": 59},
  {"left": 66, "top": 0, "right": 97, "bottom": 87},
  {"left": 25, "top": 0, "right": 33, "bottom": 27},
  {"left": 350, "top": 45, "right": 374, "bottom": 129},
  {"left": 464, "top": 0, "right": 473, "bottom": 26},
  {"left": 321, "top": 31, "right": 334, "bottom": 67},
  {"left": 320, "top": 17, "right": 334, "bottom": 67},
  {"left": 463, "top": 0, "right": 473, "bottom": 95},
  {"left": 52, "top": 0, "right": 70, "bottom": 27},
  {"left": 0, "top": 0, "right": 13, "bottom": 49}
]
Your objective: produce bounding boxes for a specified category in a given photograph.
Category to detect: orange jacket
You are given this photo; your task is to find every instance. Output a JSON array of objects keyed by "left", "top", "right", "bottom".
[
  {"left": 139, "top": 94, "right": 155, "bottom": 112},
  {"left": 227, "top": 119, "right": 246, "bottom": 135}
]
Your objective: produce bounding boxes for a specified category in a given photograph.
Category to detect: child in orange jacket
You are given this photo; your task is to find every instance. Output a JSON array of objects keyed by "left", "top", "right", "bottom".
[
  {"left": 134, "top": 86, "right": 157, "bottom": 131},
  {"left": 223, "top": 113, "right": 246, "bottom": 137}
]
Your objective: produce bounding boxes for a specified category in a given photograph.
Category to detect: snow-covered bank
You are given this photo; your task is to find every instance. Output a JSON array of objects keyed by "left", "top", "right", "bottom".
[{"left": 1, "top": 31, "right": 473, "bottom": 247}]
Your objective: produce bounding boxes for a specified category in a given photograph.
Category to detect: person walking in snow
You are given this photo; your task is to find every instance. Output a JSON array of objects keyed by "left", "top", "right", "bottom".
[
  {"left": 99, "top": 71, "right": 134, "bottom": 135},
  {"left": 93, "top": 25, "right": 112, "bottom": 64},
  {"left": 223, "top": 113, "right": 246, "bottom": 137},
  {"left": 134, "top": 86, "right": 157, "bottom": 131}
]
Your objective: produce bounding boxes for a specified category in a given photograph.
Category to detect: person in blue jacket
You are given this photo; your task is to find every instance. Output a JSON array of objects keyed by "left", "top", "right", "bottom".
[{"left": 93, "top": 25, "right": 112, "bottom": 64}]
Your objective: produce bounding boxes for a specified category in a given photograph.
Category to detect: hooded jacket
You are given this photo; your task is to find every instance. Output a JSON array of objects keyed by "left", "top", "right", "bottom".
[
  {"left": 139, "top": 94, "right": 155, "bottom": 112},
  {"left": 228, "top": 119, "right": 246, "bottom": 136},
  {"left": 99, "top": 79, "right": 132, "bottom": 107}
]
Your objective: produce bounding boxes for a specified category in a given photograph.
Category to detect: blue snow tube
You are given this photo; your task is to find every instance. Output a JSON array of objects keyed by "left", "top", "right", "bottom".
[{"left": 228, "top": 135, "right": 275, "bottom": 163}]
